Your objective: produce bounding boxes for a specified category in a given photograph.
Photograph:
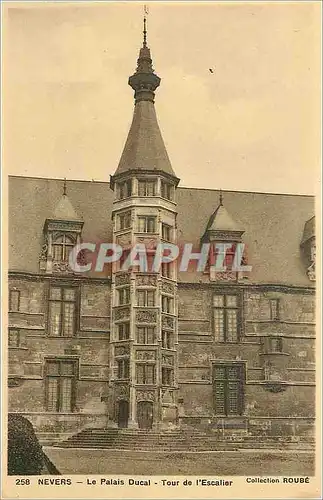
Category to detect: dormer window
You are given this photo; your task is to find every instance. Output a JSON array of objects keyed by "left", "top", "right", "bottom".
[
  {"left": 161, "top": 181, "right": 173, "bottom": 201},
  {"left": 53, "top": 234, "right": 75, "bottom": 262},
  {"left": 117, "top": 180, "right": 132, "bottom": 200},
  {"left": 138, "top": 180, "right": 156, "bottom": 197}
]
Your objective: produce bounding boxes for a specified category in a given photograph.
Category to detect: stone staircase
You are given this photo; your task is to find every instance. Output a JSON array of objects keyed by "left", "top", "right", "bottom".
[{"left": 55, "top": 428, "right": 315, "bottom": 452}]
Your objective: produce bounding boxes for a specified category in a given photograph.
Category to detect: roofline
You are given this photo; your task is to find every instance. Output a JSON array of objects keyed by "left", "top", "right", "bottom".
[{"left": 8, "top": 174, "right": 315, "bottom": 198}]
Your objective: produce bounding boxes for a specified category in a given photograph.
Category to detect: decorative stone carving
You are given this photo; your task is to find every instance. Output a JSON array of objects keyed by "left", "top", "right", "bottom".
[
  {"left": 47, "top": 221, "right": 83, "bottom": 233},
  {"left": 136, "top": 237, "right": 157, "bottom": 249},
  {"left": 115, "top": 384, "right": 130, "bottom": 401},
  {"left": 161, "top": 281, "right": 175, "bottom": 295},
  {"left": 114, "top": 307, "right": 130, "bottom": 321},
  {"left": 115, "top": 345, "right": 130, "bottom": 357},
  {"left": 161, "top": 389, "right": 174, "bottom": 403},
  {"left": 162, "top": 316, "right": 174, "bottom": 329},
  {"left": 162, "top": 354, "right": 174, "bottom": 366},
  {"left": 39, "top": 236, "right": 48, "bottom": 261},
  {"left": 136, "top": 390, "right": 155, "bottom": 402},
  {"left": 136, "top": 310, "right": 157, "bottom": 323},
  {"left": 136, "top": 274, "right": 157, "bottom": 287},
  {"left": 136, "top": 350, "right": 156, "bottom": 361},
  {"left": 52, "top": 261, "right": 74, "bottom": 274},
  {"left": 116, "top": 234, "right": 132, "bottom": 247},
  {"left": 307, "top": 244, "right": 316, "bottom": 281},
  {"left": 211, "top": 270, "right": 238, "bottom": 282},
  {"left": 115, "top": 273, "right": 131, "bottom": 286}
]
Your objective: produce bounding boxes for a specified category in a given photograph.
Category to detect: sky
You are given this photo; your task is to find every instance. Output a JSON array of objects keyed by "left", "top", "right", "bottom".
[{"left": 3, "top": 1, "right": 321, "bottom": 194}]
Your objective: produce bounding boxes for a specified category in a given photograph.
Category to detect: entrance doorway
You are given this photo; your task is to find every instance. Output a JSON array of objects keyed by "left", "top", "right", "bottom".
[
  {"left": 137, "top": 401, "right": 153, "bottom": 429},
  {"left": 117, "top": 400, "right": 129, "bottom": 428}
]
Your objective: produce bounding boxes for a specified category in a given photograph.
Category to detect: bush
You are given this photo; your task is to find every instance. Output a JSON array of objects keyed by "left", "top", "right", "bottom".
[{"left": 8, "top": 414, "right": 44, "bottom": 475}]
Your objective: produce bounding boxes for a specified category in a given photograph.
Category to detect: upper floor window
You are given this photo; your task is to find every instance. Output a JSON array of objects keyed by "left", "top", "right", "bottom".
[
  {"left": 45, "top": 359, "right": 77, "bottom": 412},
  {"left": 213, "top": 363, "right": 245, "bottom": 416},
  {"left": 48, "top": 287, "right": 77, "bottom": 337},
  {"left": 136, "top": 364, "right": 155, "bottom": 384},
  {"left": 137, "top": 326, "right": 155, "bottom": 344},
  {"left": 8, "top": 329, "right": 20, "bottom": 348},
  {"left": 161, "top": 181, "right": 173, "bottom": 201},
  {"left": 137, "top": 290, "right": 155, "bottom": 307},
  {"left": 117, "top": 359, "right": 130, "bottom": 379},
  {"left": 53, "top": 234, "right": 75, "bottom": 262},
  {"left": 161, "top": 262, "right": 172, "bottom": 279},
  {"left": 118, "top": 322, "right": 130, "bottom": 340},
  {"left": 162, "top": 296, "right": 173, "bottom": 314},
  {"left": 118, "top": 287, "right": 130, "bottom": 306},
  {"left": 270, "top": 299, "right": 280, "bottom": 321},
  {"left": 118, "top": 180, "right": 132, "bottom": 200},
  {"left": 137, "top": 216, "right": 156, "bottom": 233},
  {"left": 162, "top": 223, "right": 172, "bottom": 242},
  {"left": 138, "top": 180, "right": 156, "bottom": 197},
  {"left": 213, "top": 294, "right": 240, "bottom": 343},
  {"left": 162, "top": 330, "right": 173, "bottom": 349},
  {"left": 9, "top": 290, "right": 20, "bottom": 312},
  {"left": 119, "top": 211, "right": 131, "bottom": 231},
  {"left": 264, "top": 336, "right": 283, "bottom": 353}
]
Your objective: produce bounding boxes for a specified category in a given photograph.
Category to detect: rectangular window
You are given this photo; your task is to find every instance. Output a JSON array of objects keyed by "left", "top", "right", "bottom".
[
  {"left": 137, "top": 290, "right": 155, "bottom": 307},
  {"left": 270, "top": 299, "right": 280, "bottom": 320},
  {"left": 118, "top": 287, "right": 130, "bottom": 305},
  {"left": 53, "top": 235, "right": 74, "bottom": 262},
  {"left": 213, "top": 364, "right": 244, "bottom": 416},
  {"left": 137, "top": 216, "right": 156, "bottom": 233},
  {"left": 118, "top": 322, "right": 130, "bottom": 340},
  {"left": 136, "top": 364, "right": 155, "bottom": 384},
  {"left": 138, "top": 180, "right": 156, "bottom": 197},
  {"left": 45, "top": 359, "right": 77, "bottom": 412},
  {"left": 162, "top": 296, "right": 173, "bottom": 314},
  {"left": 8, "top": 329, "right": 20, "bottom": 348},
  {"left": 162, "top": 223, "right": 172, "bottom": 241},
  {"left": 9, "top": 290, "right": 20, "bottom": 312},
  {"left": 162, "top": 367, "right": 173, "bottom": 386},
  {"left": 161, "top": 263, "right": 172, "bottom": 278},
  {"left": 161, "top": 181, "right": 173, "bottom": 200},
  {"left": 119, "top": 211, "right": 131, "bottom": 230},
  {"left": 269, "top": 336, "right": 283, "bottom": 353},
  {"left": 213, "top": 294, "right": 240, "bottom": 342},
  {"left": 118, "top": 180, "right": 132, "bottom": 199},
  {"left": 117, "top": 359, "right": 130, "bottom": 379},
  {"left": 162, "top": 331, "right": 173, "bottom": 349},
  {"left": 48, "top": 287, "right": 77, "bottom": 337},
  {"left": 137, "top": 326, "right": 155, "bottom": 344}
]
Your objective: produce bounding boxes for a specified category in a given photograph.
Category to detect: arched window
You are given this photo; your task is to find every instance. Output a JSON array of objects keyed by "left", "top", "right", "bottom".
[{"left": 53, "top": 235, "right": 75, "bottom": 262}]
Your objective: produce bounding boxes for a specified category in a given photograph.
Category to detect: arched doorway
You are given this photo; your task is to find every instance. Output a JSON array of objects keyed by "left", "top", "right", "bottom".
[
  {"left": 117, "top": 400, "right": 129, "bottom": 428},
  {"left": 137, "top": 401, "right": 153, "bottom": 429}
]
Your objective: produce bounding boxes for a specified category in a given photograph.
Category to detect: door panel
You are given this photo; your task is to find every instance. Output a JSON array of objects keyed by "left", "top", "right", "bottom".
[
  {"left": 117, "top": 400, "right": 129, "bottom": 428},
  {"left": 137, "top": 401, "right": 153, "bottom": 429}
]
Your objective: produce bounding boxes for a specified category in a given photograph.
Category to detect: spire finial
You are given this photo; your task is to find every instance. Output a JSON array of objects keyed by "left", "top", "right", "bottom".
[
  {"left": 63, "top": 178, "right": 67, "bottom": 196},
  {"left": 143, "top": 5, "right": 148, "bottom": 47},
  {"left": 219, "top": 189, "right": 223, "bottom": 206}
]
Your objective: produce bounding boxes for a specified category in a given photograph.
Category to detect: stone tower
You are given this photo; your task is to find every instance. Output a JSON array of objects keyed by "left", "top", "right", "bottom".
[{"left": 109, "top": 18, "right": 180, "bottom": 429}]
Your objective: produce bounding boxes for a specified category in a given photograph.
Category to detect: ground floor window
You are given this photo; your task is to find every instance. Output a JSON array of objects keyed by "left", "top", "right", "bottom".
[
  {"left": 45, "top": 359, "right": 77, "bottom": 412},
  {"left": 213, "top": 363, "right": 245, "bottom": 415}
]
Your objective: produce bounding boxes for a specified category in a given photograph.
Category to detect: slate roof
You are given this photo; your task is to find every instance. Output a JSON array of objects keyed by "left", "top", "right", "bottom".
[
  {"left": 205, "top": 203, "right": 243, "bottom": 233},
  {"left": 52, "top": 193, "right": 81, "bottom": 221},
  {"left": 9, "top": 175, "right": 315, "bottom": 287}
]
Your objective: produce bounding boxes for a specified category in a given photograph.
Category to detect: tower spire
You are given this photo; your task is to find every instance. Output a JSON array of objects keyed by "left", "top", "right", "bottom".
[
  {"left": 143, "top": 14, "right": 147, "bottom": 48},
  {"left": 63, "top": 177, "right": 67, "bottom": 196}
]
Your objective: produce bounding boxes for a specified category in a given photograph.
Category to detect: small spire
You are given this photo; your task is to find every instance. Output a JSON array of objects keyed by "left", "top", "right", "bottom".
[
  {"left": 219, "top": 189, "right": 223, "bottom": 206},
  {"left": 143, "top": 15, "right": 147, "bottom": 48},
  {"left": 63, "top": 178, "right": 67, "bottom": 196}
]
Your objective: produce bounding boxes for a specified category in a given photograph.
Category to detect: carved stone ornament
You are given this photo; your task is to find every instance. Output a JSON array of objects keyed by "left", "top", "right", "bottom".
[
  {"left": 162, "top": 315, "right": 174, "bottom": 329},
  {"left": 162, "top": 354, "right": 174, "bottom": 366},
  {"left": 115, "top": 273, "right": 131, "bottom": 286},
  {"left": 136, "top": 274, "right": 157, "bottom": 287},
  {"left": 8, "top": 377, "right": 25, "bottom": 388},
  {"left": 210, "top": 270, "right": 238, "bottom": 282},
  {"left": 39, "top": 236, "right": 48, "bottom": 261},
  {"left": 115, "top": 384, "right": 130, "bottom": 401},
  {"left": 307, "top": 244, "right": 316, "bottom": 281},
  {"left": 116, "top": 234, "right": 132, "bottom": 248},
  {"left": 136, "top": 237, "right": 157, "bottom": 250},
  {"left": 52, "top": 261, "right": 74, "bottom": 274},
  {"left": 263, "top": 381, "right": 287, "bottom": 393},
  {"left": 115, "top": 345, "right": 130, "bottom": 357},
  {"left": 136, "top": 350, "right": 156, "bottom": 361},
  {"left": 161, "top": 281, "right": 175, "bottom": 295},
  {"left": 136, "top": 310, "right": 157, "bottom": 323},
  {"left": 136, "top": 390, "right": 155, "bottom": 402},
  {"left": 161, "top": 389, "right": 174, "bottom": 403},
  {"left": 114, "top": 307, "right": 130, "bottom": 321}
]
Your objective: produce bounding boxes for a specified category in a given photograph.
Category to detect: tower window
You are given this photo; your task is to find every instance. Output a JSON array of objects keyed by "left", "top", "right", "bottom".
[
  {"left": 118, "top": 180, "right": 132, "bottom": 199},
  {"left": 213, "top": 364, "right": 245, "bottom": 416},
  {"left": 119, "top": 211, "right": 131, "bottom": 230},
  {"left": 137, "top": 216, "right": 156, "bottom": 233},
  {"left": 138, "top": 180, "right": 156, "bottom": 197},
  {"left": 53, "top": 235, "right": 75, "bottom": 262},
  {"left": 48, "top": 287, "right": 77, "bottom": 337},
  {"left": 213, "top": 294, "right": 240, "bottom": 343},
  {"left": 45, "top": 359, "right": 77, "bottom": 413},
  {"left": 9, "top": 290, "right": 20, "bottom": 312},
  {"left": 161, "top": 262, "right": 172, "bottom": 278},
  {"left": 118, "top": 287, "right": 130, "bottom": 305},
  {"left": 117, "top": 359, "right": 130, "bottom": 379},
  {"left": 118, "top": 322, "right": 130, "bottom": 340},
  {"left": 162, "top": 296, "right": 173, "bottom": 314},
  {"left": 137, "top": 290, "right": 155, "bottom": 307},
  {"left": 162, "top": 331, "right": 173, "bottom": 349},
  {"left": 270, "top": 299, "right": 280, "bottom": 321},
  {"left": 162, "top": 223, "right": 172, "bottom": 241},
  {"left": 161, "top": 181, "right": 173, "bottom": 201},
  {"left": 162, "top": 367, "right": 173, "bottom": 386},
  {"left": 268, "top": 336, "right": 283, "bottom": 353},
  {"left": 137, "top": 326, "right": 155, "bottom": 344},
  {"left": 136, "top": 364, "right": 155, "bottom": 384}
]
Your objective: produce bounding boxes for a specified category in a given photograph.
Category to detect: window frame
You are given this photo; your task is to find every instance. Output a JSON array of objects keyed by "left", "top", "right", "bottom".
[
  {"left": 137, "top": 216, "right": 157, "bottom": 234},
  {"left": 162, "top": 295, "right": 173, "bottom": 314},
  {"left": 52, "top": 234, "right": 75, "bottom": 263},
  {"left": 136, "top": 326, "right": 156, "bottom": 344},
  {"left": 45, "top": 358, "right": 78, "bottom": 413},
  {"left": 162, "top": 367, "right": 173, "bottom": 386},
  {"left": 161, "top": 181, "right": 173, "bottom": 201},
  {"left": 9, "top": 290, "right": 20, "bottom": 312},
  {"left": 213, "top": 363, "right": 245, "bottom": 416},
  {"left": 136, "top": 363, "right": 156, "bottom": 384},
  {"left": 117, "top": 358, "right": 130, "bottom": 379},
  {"left": 48, "top": 285, "right": 78, "bottom": 337},
  {"left": 162, "top": 330, "right": 173, "bottom": 349},
  {"left": 270, "top": 298, "right": 280, "bottom": 321},
  {"left": 213, "top": 293, "right": 241, "bottom": 343},
  {"left": 137, "top": 290, "right": 155, "bottom": 307},
  {"left": 118, "top": 287, "right": 130, "bottom": 306},
  {"left": 118, "top": 180, "right": 132, "bottom": 200},
  {"left": 118, "top": 322, "right": 130, "bottom": 340},
  {"left": 161, "top": 223, "right": 172, "bottom": 242},
  {"left": 119, "top": 211, "right": 132, "bottom": 231},
  {"left": 161, "top": 262, "right": 172, "bottom": 278},
  {"left": 138, "top": 179, "right": 156, "bottom": 197}
]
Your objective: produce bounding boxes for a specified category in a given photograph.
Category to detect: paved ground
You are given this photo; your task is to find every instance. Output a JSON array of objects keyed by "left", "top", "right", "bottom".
[{"left": 44, "top": 447, "right": 315, "bottom": 476}]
